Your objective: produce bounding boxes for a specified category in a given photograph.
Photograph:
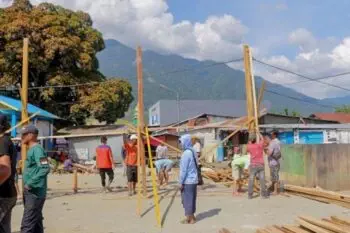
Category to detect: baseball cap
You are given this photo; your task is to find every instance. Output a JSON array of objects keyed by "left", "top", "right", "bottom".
[
  {"left": 20, "top": 125, "right": 39, "bottom": 135},
  {"left": 130, "top": 135, "right": 137, "bottom": 140}
]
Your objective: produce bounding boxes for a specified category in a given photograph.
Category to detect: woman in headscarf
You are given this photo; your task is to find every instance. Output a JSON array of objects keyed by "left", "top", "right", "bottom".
[{"left": 179, "top": 134, "right": 198, "bottom": 224}]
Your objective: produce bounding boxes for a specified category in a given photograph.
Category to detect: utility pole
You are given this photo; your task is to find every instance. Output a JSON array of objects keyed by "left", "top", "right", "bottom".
[
  {"left": 21, "top": 38, "right": 29, "bottom": 173},
  {"left": 243, "top": 45, "right": 260, "bottom": 141},
  {"left": 136, "top": 46, "right": 147, "bottom": 196}
]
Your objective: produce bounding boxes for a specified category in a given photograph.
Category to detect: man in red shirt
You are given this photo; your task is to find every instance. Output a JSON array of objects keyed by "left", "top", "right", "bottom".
[
  {"left": 123, "top": 135, "right": 138, "bottom": 196},
  {"left": 247, "top": 134, "right": 268, "bottom": 199},
  {"left": 96, "top": 136, "right": 115, "bottom": 192}
]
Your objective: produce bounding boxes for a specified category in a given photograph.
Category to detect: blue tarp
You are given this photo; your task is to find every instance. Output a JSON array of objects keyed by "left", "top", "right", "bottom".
[
  {"left": 0, "top": 95, "right": 59, "bottom": 120},
  {"left": 299, "top": 131, "right": 324, "bottom": 144},
  {"left": 279, "top": 132, "right": 294, "bottom": 144}
]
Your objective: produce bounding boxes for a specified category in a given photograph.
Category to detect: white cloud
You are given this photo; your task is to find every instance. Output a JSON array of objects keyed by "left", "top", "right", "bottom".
[{"left": 0, "top": 0, "right": 248, "bottom": 62}]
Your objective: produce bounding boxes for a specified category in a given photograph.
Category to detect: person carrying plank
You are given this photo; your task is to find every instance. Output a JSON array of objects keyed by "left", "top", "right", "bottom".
[
  {"left": 231, "top": 145, "right": 250, "bottom": 196},
  {"left": 155, "top": 144, "right": 174, "bottom": 186},
  {"left": 21, "top": 125, "right": 50, "bottom": 233},
  {"left": 96, "top": 136, "right": 115, "bottom": 192}
]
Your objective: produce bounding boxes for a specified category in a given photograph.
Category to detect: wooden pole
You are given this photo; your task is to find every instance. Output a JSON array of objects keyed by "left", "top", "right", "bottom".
[
  {"left": 243, "top": 45, "right": 254, "bottom": 133},
  {"left": 21, "top": 38, "right": 29, "bottom": 174},
  {"left": 0, "top": 112, "right": 40, "bottom": 138},
  {"left": 243, "top": 45, "right": 260, "bottom": 141},
  {"left": 136, "top": 46, "right": 147, "bottom": 196},
  {"left": 145, "top": 127, "right": 162, "bottom": 228},
  {"left": 73, "top": 169, "right": 78, "bottom": 193},
  {"left": 257, "top": 81, "right": 266, "bottom": 111}
]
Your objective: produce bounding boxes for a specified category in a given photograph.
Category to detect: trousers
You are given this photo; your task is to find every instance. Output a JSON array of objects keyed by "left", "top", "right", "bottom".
[
  {"left": 99, "top": 168, "right": 114, "bottom": 187},
  {"left": 21, "top": 190, "right": 46, "bottom": 233},
  {"left": 248, "top": 165, "right": 267, "bottom": 198},
  {"left": 0, "top": 197, "right": 16, "bottom": 233}
]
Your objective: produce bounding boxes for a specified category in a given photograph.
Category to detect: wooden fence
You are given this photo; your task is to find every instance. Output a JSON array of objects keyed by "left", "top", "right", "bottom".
[{"left": 280, "top": 144, "right": 350, "bottom": 191}]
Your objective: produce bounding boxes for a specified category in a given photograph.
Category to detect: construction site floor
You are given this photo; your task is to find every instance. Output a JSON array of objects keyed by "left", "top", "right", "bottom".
[{"left": 10, "top": 169, "right": 350, "bottom": 233}]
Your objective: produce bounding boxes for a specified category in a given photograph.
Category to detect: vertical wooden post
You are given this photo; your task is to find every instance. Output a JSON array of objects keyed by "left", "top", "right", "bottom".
[
  {"left": 21, "top": 38, "right": 29, "bottom": 176},
  {"left": 136, "top": 46, "right": 147, "bottom": 196},
  {"left": 257, "top": 81, "right": 266, "bottom": 111},
  {"left": 243, "top": 45, "right": 260, "bottom": 141},
  {"left": 73, "top": 169, "right": 78, "bottom": 193}
]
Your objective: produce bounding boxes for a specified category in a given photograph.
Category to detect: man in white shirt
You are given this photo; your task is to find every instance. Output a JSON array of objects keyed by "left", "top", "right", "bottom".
[{"left": 192, "top": 138, "right": 201, "bottom": 159}]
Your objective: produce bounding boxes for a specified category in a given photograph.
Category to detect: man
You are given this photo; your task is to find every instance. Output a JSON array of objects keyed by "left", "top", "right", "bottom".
[
  {"left": 192, "top": 138, "right": 201, "bottom": 159},
  {"left": 231, "top": 146, "right": 250, "bottom": 196},
  {"left": 247, "top": 134, "right": 268, "bottom": 199},
  {"left": 124, "top": 135, "right": 138, "bottom": 196},
  {"left": 155, "top": 144, "right": 174, "bottom": 186},
  {"left": 266, "top": 131, "right": 281, "bottom": 195},
  {"left": 21, "top": 125, "right": 50, "bottom": 233},
  {"left": 96, "top": 136, "right": 115, "bottom": 192},
  {"left": 0, "top": 115, "right": 17, "bottom": 233}
]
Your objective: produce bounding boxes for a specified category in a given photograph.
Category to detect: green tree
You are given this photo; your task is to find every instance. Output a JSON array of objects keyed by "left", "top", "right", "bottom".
[
  {"left": 335, "top": 105, "right": 350, "bottom": 113},
  {"left": 0, "top": 0, "right": 133, "bottom": 124}
]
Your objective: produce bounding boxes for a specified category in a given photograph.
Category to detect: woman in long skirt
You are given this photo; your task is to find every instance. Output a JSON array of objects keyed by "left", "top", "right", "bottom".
[{"left": 179, "top": 134, "right": 199, "bottom": 224}]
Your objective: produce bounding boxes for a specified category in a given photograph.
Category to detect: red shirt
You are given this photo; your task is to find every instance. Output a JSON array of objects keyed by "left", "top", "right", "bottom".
[
  {"left": 124, "top": 143, "right": 138, "bottom": 166},
  {"left": 96, "top": 145, "right": 113, "bottom": 169},
  {"left": 247, "top": 141, "right": 264, "bottom": 166}
]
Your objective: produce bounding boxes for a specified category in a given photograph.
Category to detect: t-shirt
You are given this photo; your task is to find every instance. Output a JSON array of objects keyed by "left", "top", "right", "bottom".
[
  {"left": 124, "top": 143, "right": 137, "bottom": 166},
  {"left": 23, "top": 144, "right": 50, "bottom": 198},
  {"left": 156, "top": 145, "right": 168, "bottom": 159},
  {"left": 247, "top": 141, "right": 265, "bottom": 167},
  {"left": 0, "top": 135, "right": 17, "bottom": 198},
  {"left": 232, "top": 154, "right": 250, "bottom": 169},
  {"left": 268, "top": 138, "right": 281, "bottom": 166},
  {"left": 96, "top": 144, "right": 113, "bottom": 169}
]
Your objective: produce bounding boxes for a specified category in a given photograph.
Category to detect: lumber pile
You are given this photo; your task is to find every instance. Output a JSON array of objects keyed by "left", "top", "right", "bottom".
[
  {"left": 285, "top": 184, "right": 350, "bottom": 209},
  {"left": 257, "top": 215, "right": 350, "bottom": 233},
  {"left": 202, "top": 168, "right": 234, "bottom": 183}
]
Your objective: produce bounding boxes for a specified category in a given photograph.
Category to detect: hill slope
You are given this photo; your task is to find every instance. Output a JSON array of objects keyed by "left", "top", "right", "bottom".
[{"left": 97, "top": 39, "right": 334, "bottom": 115}]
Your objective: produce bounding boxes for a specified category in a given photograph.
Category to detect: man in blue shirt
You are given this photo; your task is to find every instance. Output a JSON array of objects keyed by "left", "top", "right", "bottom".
[{"left": 179, "top": 134, "right": 198, "bottom": 224}]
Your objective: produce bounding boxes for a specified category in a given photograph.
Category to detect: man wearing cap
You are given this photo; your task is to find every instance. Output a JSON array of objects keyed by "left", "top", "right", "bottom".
[
  {"left": 123, "top": 134, "right": 138, "bottom": 196},
  {"left": 0, "top": 115, "right": 17, "bottom": 233},
  {"left": 20, "top": 125, "right": 50, "bottom": 233}
]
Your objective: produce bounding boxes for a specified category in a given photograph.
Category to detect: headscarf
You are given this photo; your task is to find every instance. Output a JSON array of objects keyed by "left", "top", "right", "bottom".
[{"left": 179, "top": 134, "right": 192, "bottom": 150}]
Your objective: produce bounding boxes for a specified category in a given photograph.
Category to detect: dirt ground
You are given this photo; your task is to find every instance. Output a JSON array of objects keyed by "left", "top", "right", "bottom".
[{"left": 11, "top": 167, "right": 350, "bottom": 233}]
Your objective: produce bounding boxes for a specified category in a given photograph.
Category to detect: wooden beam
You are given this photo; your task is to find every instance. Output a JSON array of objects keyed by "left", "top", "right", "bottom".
[
  {"left": 136, "top": 46, "right": 147, "bottom": 196},
  {"left": 299, "top": 216, "right": 347, "bottom": 233},
  {"left": 296, "top": 218, "right": 333, "bottom": 233},
  {"left": 21, "top": 38, "right": 29, "bottom": 174},
  {"left": 257, "top": 81, "right": 266, "bottom": 112},
  {"left": 243, "top": 45, "right": 254, "bottom": 133}
]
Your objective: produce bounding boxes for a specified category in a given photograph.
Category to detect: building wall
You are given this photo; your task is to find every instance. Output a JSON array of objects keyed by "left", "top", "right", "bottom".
[
  {"left": 280, "top": 144, "right": 350, "bottom": 191},
  {"left": 149, "top": 102, "right": 161, "bottom": 126},
  {"left": 67, "top": 135, "right": 123, "bottom": 162}
]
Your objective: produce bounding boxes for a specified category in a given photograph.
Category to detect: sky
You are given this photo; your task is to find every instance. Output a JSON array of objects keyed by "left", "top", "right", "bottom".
[{"left": 2, "top": 0, "right": 350, "bottom": 99}]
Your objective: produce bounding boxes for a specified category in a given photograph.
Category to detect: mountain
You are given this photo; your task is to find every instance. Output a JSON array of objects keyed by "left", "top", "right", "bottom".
[
  {"left": 323, "top": 96, "right": 350, "bottom": 106},
  {"left": 97, "top": 39, "right": 334, "bottom": 115}
]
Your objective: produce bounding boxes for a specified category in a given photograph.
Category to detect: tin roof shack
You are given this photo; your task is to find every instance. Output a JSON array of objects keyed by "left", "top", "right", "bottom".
[
  {"left": 58, "top": 125, "right": 127, "bottom": 162},
  {"left": 0, "top": 95, "right": 59, "bottom": 150}
]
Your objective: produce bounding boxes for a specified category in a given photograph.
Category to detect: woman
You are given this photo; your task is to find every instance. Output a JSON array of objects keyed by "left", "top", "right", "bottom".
[{"left": 179, "top": 134, "right": 198, "bottom": 224}]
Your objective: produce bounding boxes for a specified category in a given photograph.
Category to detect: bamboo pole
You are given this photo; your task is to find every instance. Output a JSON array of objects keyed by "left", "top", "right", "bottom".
[
  {"left": 21, "top": 38, "right": 29, "bottom": 173},
  {"left": 73, "top": 169, "right": 78, "bottom": 193},
  {"left": 243, "top": 45, "right": 254, "bottom": 134},
  {"left": 145, "top": 127, "right": 162, "bottom": 228},
  {"left": 136, "top": 46, "right": 147, "bottom": 196}
]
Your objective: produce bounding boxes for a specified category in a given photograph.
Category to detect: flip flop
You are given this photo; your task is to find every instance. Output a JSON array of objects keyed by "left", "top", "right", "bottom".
[{"left": 180, "top": 219, "right": 189, "bottom": 224}]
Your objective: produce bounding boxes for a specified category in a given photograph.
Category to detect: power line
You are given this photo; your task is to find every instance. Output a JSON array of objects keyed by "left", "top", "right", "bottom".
[
  {"left": 253, "top": 58, "right": 350, "bottom": 93},
  {"left": 289, "top": 71, "right": 350, "bottom": 85},
  {"left": 265, "top": 89, "right": 337, "bottom": 109},
  {"left": 0, "top": 58, "right": 244, "bottom": 91}
]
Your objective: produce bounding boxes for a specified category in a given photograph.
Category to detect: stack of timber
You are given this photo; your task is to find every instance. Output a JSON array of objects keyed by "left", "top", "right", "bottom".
[
  {"left": 202, "top": 168, "right": 234, "bottom": 183},
  {"left": 257, "top": 215, "right": 350, "bottom": 233},
  {"left": 285, "top": 184, "right": 350, "bottom": 209}
]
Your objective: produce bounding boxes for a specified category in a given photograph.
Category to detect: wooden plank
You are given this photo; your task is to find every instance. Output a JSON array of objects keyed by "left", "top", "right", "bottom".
[
  {"left": 273, "top": 225, "right": 291, "bottom": 233},
  {"left": 284, "top": 184, "right": 350, "bottom": 203},
  {"left": 282, "top": 225, "right": 310, "bottom": 233},
  {"left": 296, "top": 218, "right": 333, "bottom": 233},
  {"left": 331, "top": 216, "right": 350, "bottom": 226},
  {"left": 266, "top": 226, "right": 284, "bottom": 233},
  {"left": 299, "top": 216, "right": 347, "bottom": 233},
  {"left": 218, "top": 228, "right": 232, "bottom": 233},
  {"left": 322, "top": 219, "right": 350, "bottom": 232}
]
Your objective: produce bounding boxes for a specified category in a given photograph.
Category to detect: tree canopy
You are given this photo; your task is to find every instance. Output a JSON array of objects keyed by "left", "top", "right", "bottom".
[
  {"left": 335, "top": 105, "right": 350, "bottom": 113},
  {"left": 0, "top": 0, "right": 133, "bottom": 124}
]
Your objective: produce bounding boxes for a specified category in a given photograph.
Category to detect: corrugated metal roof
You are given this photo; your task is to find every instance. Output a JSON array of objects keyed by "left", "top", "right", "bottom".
[
  {"left": 260, "top": 124, "right": 350, "bottom": 129},
  {"left": 310, "top": 113, "right": 350, "bottom": 123},
  {"left": 0, "top": 95, "right": 59, "bottom": 119},
  {"left": 152, "top": 99, "right": 271, "bottom": 126}
]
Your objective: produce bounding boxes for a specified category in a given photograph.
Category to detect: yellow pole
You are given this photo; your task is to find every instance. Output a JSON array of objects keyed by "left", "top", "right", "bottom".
[
  {"left": 21, "top": 38, "right": 29, "bottom": 191},
  {"left": 145, "top": 127, "right": 162, "bottom": 228}
]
